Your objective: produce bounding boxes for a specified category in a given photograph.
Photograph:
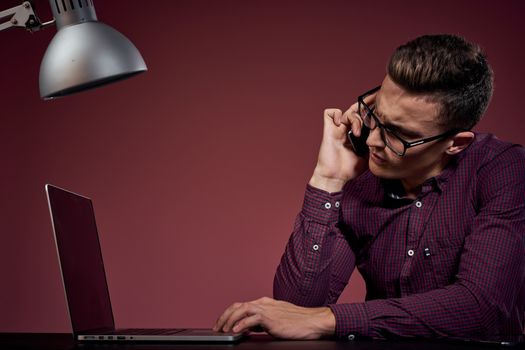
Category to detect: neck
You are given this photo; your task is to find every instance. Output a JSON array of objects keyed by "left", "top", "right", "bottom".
[
  {"left": 400, "top": 154, "right": 451, "bottom": 199},
  {"left": 400, "top": 183, "right": 421, "bottom": 199}
]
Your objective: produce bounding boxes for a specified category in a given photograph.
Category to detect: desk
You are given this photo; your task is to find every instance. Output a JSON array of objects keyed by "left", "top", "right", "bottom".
[{"left": 1, "top": 333, "right": 523, "bottom": 350}]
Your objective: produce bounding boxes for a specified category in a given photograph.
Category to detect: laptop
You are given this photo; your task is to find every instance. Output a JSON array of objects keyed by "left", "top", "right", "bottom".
[{"left": 45, "top": 184, "right": 243, "bottom": 342}]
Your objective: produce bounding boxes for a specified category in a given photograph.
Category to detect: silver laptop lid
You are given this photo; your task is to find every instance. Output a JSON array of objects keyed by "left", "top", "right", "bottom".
[{"left": 46, "top": 184, "right": 115, "bottom": 336}]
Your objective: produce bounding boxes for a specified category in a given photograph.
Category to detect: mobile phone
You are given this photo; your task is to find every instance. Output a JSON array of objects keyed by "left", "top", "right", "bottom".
[
  {"left": 347, "top": 125, "right": 370, "bottom": 157},
  {"left": 447, "top": 335, "right": 525, "bottom": 347}
]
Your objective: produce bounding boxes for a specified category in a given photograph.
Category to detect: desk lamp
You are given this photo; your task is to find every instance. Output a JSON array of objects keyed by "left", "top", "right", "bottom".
[{"left": 0, "top": 0, "right": 147, "bottom": 100}]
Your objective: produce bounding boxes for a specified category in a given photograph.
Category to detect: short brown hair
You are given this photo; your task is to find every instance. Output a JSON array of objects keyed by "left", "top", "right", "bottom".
[{"left": 387, "top": 34, "right": 493, "bottom": 130}]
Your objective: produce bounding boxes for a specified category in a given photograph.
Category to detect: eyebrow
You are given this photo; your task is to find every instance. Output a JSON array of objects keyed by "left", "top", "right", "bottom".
[{"left": 373, "top": 105, "right": 423, "bottom": 139}]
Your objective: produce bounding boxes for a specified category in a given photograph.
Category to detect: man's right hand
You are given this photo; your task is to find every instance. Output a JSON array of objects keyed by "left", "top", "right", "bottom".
[{"left": 308, "top": 103, "right": 369, "bottom": 193}]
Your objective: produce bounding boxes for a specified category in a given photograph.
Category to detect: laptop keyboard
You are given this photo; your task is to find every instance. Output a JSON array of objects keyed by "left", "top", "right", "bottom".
[{"left": 114, "top": 328, "right": 186, "bottom": 335}]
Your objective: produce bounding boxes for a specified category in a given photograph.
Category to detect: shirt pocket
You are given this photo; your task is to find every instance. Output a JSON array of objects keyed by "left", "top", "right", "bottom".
[{"left": 426, "top": 241, "right": 464, "bottom": 288}]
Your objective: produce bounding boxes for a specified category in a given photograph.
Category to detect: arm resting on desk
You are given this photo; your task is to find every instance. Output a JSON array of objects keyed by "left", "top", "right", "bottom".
[{"left": 275, "top": 153, "right": 525, "bottom": 339}]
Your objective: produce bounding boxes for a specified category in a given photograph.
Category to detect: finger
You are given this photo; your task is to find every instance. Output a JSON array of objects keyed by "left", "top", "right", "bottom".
[
  {"left": 222, "top": 303, "right": 257, "bottom": 333},
  {"left": 351, "top": 110, "right": 363, "bottom": 137},
  {"left": 214, "top": 303, "right": 239, "bottom": 331},
  {"left": 213, "top": 302, "right": 243, "bottom": 332},
  {"left": 232, "top": 314, "right": 264, "bottom": 334},
  {"left": 358, "top": 89, "right": 379, "bottom": 135},
  {"left": 342, "top": 103, "right": 363, "bottom": 137},
  {"left": 347, "top": 101, "right": 359, "bottom": 116},
  {"left": 323, "top": 108, "right": 343, "bottom": 126},
  {"left": 253, "top": 296, "right": 274, "bottom": 305},
  {"left": 363, "top": 89, "right": 378, "bottom": 105}
]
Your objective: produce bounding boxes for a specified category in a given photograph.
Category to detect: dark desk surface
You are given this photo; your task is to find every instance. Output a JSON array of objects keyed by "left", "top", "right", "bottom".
[{"left": 1, "top": 333, "right": 523, "bottom": 350}]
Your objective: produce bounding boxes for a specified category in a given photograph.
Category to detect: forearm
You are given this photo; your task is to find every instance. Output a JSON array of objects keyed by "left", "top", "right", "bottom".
[
  {"left": 329, "top": 280, "right": 516, "bottom": 339},
  {"left": 273, "top": 184, "right": 355, "bottom": 306},
  {"left": 273, "top": 213, "right": 334, "bottom": 306}
]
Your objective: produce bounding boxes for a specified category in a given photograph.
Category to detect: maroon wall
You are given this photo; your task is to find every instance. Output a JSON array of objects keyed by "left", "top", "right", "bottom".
[{"left": 1, "top": 0, "right": 524, "bottom": 332}]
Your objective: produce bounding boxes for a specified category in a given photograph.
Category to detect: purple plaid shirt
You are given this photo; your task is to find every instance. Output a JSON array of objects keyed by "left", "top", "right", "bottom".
[{"left": 273, "top": 133, "right": 525, "bottom": 339}]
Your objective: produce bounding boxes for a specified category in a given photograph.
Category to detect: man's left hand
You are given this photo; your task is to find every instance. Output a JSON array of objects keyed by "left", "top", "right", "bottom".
[{"left": 213, "top": 297, "right": 336, "bottom": 339}]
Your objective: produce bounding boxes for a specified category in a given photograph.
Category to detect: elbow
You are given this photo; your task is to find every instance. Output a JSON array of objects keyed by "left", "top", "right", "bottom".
[
  {"left": 459, "top": 280, "right": 520, "bottom": 335},
  {"left": 273, "top": 269, "right": 331, "bottom": 307}
]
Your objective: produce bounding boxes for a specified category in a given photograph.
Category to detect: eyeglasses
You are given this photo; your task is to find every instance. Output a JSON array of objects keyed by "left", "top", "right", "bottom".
[{"left": 357, "top": 86, "right": 463, "bottom": 157}]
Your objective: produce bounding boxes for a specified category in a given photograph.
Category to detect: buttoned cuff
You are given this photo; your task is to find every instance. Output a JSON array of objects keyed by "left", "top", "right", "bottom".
[
  {"left": 328, "top": 303, "right": 370, "bottom": 340},
  {"left": 302, "top": 184, "right": 343, "bottom": 225}
]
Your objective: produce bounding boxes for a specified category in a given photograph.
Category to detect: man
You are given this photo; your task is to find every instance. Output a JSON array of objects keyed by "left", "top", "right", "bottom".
[{"left": 213, "top": 34, "right": 525, "bottom": 340}]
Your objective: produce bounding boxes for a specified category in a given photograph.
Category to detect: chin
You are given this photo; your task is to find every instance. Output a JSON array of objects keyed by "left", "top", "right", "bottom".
[{"left": 368, "top": 160, "right": 398, "bottom": 179}]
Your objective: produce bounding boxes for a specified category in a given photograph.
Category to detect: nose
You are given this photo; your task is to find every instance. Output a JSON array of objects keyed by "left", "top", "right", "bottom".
[{"left": 366, "top": 127, "right": 386, "bottom": 149}]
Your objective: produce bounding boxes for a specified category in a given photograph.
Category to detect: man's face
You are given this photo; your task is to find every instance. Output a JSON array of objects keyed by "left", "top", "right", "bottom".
[{"left": 365, "top": 75, "right": 452, "bottom": 183}]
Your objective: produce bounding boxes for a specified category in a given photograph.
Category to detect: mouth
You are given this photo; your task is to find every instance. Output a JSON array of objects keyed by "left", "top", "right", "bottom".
[{"left": 370, "top": 152, "right": 387, "bottom": 165}]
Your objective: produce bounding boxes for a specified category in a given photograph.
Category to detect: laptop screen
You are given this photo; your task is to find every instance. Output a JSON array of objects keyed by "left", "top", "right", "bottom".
[{"left": 46, "top": 184, "right": 115, "bottom": 335}]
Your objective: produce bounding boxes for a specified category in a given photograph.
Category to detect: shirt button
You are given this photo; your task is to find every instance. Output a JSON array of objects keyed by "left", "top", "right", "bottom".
[
  {"left": 324, "top": 202, "right": 332, "bottom": 209},
  {"left": 348, "top": 334, "right": 356, "bottom": 341},
  {"left": 415, "top": 201, "right": 422, "bottom": 208},
  {"left": 335, "top": 201, "right": 340, "bottom": 208},
  {"left": 407, "top": 249, "right": 415, "bottom": 257},
  {"left": 312, "top": 244, "right": 320, "bottom": 251}
]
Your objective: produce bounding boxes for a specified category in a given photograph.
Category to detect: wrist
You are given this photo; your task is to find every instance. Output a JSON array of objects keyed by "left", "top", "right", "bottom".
[
  {"left": 314, "top": 307, "right": 336, "bottom": 337},
  {"left": 308, "top": 173, "right": 346, "bottom": 193}
]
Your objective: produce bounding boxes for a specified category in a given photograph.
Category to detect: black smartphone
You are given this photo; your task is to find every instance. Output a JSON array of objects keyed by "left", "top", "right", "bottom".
[
  {"left": 447, "top": 335, "right": 525, "bottom": 347},
  {"left": 347, "top": 125, "right": 370, "bottom": 157}
]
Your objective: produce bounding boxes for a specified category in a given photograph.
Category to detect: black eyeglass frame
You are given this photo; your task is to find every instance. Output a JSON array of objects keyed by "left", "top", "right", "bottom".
[{"left": 358, "top": 86, "right": 464, "bottom": 157}]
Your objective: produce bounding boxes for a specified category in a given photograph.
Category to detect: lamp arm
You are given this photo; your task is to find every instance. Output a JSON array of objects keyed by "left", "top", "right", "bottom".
[{"left": 0, "top": 1, "right": 54, "bottom": 33}]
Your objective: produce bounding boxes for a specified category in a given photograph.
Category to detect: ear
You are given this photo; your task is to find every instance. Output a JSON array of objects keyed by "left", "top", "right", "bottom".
[{"left": 445, "top": 131, "right": 475, "bottom": 155}]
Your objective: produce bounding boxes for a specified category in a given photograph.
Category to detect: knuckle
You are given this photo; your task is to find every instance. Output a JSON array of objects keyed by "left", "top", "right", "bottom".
[
  {"left": 258, "top": 314, "right": 270, "bottom": 328},
  {"left": 241, "top": 302, "right": 252, "bottom": 311},
  {"left": 324, "top": 108, "right": 341, "bottom": 115},
  {"left": 349, "top": 112, "right": 362, "bottom": 122}
]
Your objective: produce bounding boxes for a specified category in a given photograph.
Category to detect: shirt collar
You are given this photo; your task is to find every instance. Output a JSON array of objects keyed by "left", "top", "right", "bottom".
[
  {"left": 381, "top": 152, "right": 462, "bottom": 205},
  {"left": 380, "top": 132, "right": 476, "bottom": 206}
]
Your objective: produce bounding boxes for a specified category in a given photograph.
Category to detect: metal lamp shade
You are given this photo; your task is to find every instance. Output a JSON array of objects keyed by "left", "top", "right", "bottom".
[{"left": 39, "top": 21, "right": 147, "bottom": 99}]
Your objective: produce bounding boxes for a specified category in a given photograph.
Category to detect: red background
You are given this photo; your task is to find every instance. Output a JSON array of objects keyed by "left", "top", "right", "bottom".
[{"left": 1, "top": 0, "right": 524, "bottom": 332}]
